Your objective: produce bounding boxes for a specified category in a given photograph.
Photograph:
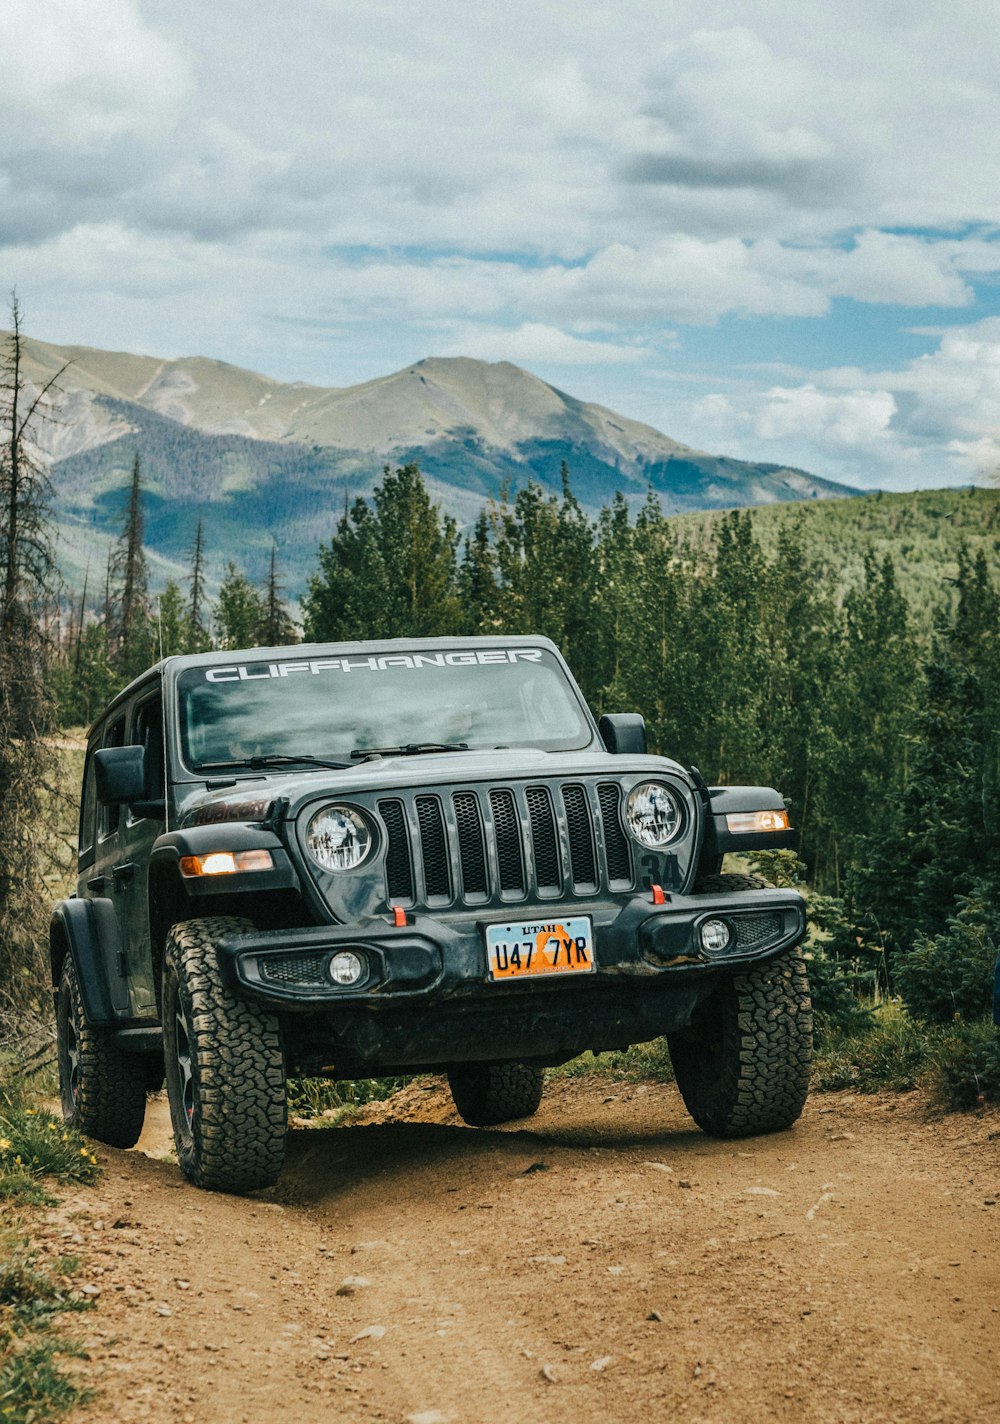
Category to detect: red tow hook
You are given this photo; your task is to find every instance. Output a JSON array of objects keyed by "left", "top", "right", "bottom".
[
  {"left": 650, "top": 884, "right": 667, "bottom": 905},
  {"left": 391, "top": 905, "right": 408, "bottom": 927}
]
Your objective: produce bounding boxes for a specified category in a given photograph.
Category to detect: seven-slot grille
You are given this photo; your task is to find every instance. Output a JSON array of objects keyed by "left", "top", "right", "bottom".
[{"left": 378, "top": 781, "right": 635, "bottom": 909}]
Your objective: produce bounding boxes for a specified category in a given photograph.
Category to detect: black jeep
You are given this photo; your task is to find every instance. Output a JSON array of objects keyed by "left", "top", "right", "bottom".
[{"left": 52, "top": 636, "right": 811, "bottom": 1193}]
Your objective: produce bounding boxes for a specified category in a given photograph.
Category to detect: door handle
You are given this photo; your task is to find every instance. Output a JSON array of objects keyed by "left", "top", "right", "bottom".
[
  {"left": 87, "top": 875, "right": 107, "bottom": 894},
  {"left": 111, "top": 862, "right": 137, "bottom": 890}
]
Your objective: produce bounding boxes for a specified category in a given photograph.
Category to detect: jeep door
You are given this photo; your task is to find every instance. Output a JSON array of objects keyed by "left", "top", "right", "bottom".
[
  {"left": 85, "top": 711, "right": 132, "bottom": 1015},
  {"left": 113, "top": 687, "right": 166, "bottom": 1017}
]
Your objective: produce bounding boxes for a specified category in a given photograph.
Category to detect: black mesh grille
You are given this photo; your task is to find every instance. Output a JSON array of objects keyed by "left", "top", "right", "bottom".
[
  {"left": 489, "top": 789, "right": 525, "bottom": 894},
  {"left": 734, "top": 913, "right": 782, "bottom": 949},
  {"left": 416, "top": 795, "right": 451, "bottom": 899},
  {"left": 562, "top": 784, "right": 597, "bottom": 889},
  {"left": 379, "top": 799, "right": 414, "bottom": 902},
  {"left": 526, "top": 786, "right": 560, "bottom": 891},
  {"left": 454, "top": 792, "right": 488, "bottom": 897},
  {"left": 259, "top": 952, "right": 328, "bottom": 986},
  {"left": 598, "top": 783, "right": 632, "bottom": 884}
]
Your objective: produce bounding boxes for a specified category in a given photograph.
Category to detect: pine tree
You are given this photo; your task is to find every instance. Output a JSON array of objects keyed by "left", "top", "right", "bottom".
[
  {"left": 303, "top": 463, "right": 460, "bottom": 641},
  {"left": 184, "top": 518, "right": 211, "bottom": 653},
  {"left": 109, "top": 453, "right": 154, "bottom": 681},
  {"left": 157, "top": 579, "right": 189, "bottom": 657},
  {"left": 259, "top": 540, "right": 298, "bottom": 646},
  {"left": 215, "top": 561, "right": 266, "bottom": 650}
]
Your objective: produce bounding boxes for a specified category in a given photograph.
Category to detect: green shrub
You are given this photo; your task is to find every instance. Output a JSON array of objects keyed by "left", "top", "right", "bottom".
[
  {"left": 894, "top": 880, "right": 998, "bottom": 1023},
  {"left": 0, "top": 1105, "right": 99, "bottom": 1185},
  {"left": 812, "top": 1001, "right": 939, "bottom": 1092},
  {"left": 931, "top": 1020, "right": 1000, "bottom": 1108}
]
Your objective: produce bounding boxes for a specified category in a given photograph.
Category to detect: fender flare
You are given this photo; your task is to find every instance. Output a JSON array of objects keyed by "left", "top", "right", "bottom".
[{"left": 50, "top": 898, "right": 123, "bottom": 1027}]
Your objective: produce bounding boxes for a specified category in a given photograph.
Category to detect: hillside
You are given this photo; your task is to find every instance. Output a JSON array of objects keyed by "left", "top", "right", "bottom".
[{"left": 673, "top": 485, "right": 999, "bottom": 628}]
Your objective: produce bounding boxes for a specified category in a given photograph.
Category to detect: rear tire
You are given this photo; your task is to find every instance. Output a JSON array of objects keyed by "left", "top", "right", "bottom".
[
  {"left": 163, "top": 917, "right": 287, "bottom": 1193},
  {"left": 57, "top": 958, "right": 147, "bottom": 1148},
  {"left": 668, "top": 948, "right": 812, "bottom": 1137},
  {"left": 448, "top": 1062, "right": 545, "bottom": 1127}
]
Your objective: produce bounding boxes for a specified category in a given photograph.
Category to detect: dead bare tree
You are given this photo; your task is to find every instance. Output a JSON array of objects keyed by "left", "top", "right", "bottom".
[{"left": 0, "top": 293, "right": 73, "bottom": 1022}]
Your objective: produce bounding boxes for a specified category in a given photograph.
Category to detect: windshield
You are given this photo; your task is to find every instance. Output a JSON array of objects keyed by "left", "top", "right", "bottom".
[{"left": 176, "top": 647, "right": 595, "bottom": 771}]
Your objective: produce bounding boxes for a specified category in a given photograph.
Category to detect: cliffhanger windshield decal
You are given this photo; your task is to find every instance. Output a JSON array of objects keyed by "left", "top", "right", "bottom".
[
  {"left": 202, "top": 649, "right": 544, "bottom": 683},
  {"left": 175, "top": 648, "right": 593, "bottom": 769}
]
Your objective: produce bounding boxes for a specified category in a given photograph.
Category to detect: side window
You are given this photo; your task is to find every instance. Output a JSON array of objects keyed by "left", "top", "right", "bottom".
[
  {"left": 78, "top": 741, "right": 99, "bottom": 869},
  {"left": 128, "top": 696, "right": 165, "bottom": 822},
  {"left": 97, "top": 715, "right": 126, "bottom": 841}
]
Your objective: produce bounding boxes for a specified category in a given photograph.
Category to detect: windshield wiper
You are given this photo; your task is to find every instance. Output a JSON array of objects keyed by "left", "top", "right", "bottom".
[
  {"left": 350, "top": 742, "right": 469, "bottom": 761},
  {"left": 198, "top": 753, "right": 352, "bottom": 772}
]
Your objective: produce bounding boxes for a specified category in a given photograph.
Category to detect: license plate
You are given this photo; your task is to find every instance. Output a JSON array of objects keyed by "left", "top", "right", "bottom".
[{"left": 485, "top": 917, "right": 595, "bottom": 982}]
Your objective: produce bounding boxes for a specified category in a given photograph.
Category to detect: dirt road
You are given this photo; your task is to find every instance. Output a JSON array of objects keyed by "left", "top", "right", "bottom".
[{"left": 45, "top": 1078, "right": 999, "bottom": 1424}]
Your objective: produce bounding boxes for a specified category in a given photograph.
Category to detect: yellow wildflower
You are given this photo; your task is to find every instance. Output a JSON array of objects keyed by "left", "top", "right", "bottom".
[{"left": 0, "top": 1137, "right": 11, "bottom": 1151}]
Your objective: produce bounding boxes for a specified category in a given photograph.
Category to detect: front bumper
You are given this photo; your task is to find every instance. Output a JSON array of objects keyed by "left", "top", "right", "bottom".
[{"left": 216, "top": 886, "right": 805, "bottom": 1012}]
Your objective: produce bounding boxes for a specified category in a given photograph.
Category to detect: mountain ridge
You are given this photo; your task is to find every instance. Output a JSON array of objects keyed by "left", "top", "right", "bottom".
[{"left": 11, "top": 333, "right": 859, "bottom": 594}]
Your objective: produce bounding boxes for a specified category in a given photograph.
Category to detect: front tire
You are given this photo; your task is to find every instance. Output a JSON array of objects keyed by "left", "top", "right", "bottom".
[
  {"left": 57, "top": 958, "right": 147, "bottom": 1148},
  {"left": 163, "top": 917, "right": 287, "bottom": 1193},
  {"left": 668, "top": 947, "right": 812, "bottom": 1137},
  {"left": 447, "top": 1062, "right": 545, "bottom": 1126}
]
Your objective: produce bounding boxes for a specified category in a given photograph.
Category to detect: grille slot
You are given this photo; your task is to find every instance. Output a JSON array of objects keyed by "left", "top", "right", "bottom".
[
  {"left": 562, "top": 784, "right": 597, "bottom": 890},
  {"left": 489, "top": 789, "right": 525, "bottom": 895},
  {"left": 734, "top": 913, "right": 782, "bottom": 949},
  {"left": 415, "top": 795, "right": 451, "bottom": 900},
  {"left": 453, "top": 792, "right": 488, "bottom": 898},
  {"left": 597, "top": 783, "right": 632, "bottom": 884},
  {"left": 526, "top": 786, "right": 560, "bottom": 892},
  {"left": 379, "top": 799, "right": 414, "bottom": 902},
  {"left": 259, "top": 952, "right": 328, "bottom": 987}
]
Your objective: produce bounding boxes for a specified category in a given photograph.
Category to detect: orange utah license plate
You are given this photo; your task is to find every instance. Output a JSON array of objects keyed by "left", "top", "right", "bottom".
[{"left": 485, "top": 917, "right": 595, "bottom": 981}]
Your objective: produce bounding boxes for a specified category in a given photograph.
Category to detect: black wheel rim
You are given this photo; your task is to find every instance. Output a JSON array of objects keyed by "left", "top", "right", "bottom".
[
  {"left": 172, "top": 1000, "right": 196, "bottom": 1141},
  {"left": 62, "top": 1009, "right": 80, "bottom": 1111}
]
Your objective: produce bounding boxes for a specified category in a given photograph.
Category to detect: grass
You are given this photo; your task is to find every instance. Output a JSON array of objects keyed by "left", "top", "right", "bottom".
[
  {"left": 287, "top": 1074, "right": 415, "bottom": 1123},
  {"left": 0, "top": 1066, "right": 99, "bottom": 1424}
]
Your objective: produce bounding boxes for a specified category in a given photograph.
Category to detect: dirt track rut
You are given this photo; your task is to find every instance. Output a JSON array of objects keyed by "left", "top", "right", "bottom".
[{"left": 48, "top": 1079, "right": 1000, "bottom": 1423}]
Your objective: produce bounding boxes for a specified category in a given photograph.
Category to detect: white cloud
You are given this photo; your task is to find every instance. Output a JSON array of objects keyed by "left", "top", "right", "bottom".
[
  {"left": 440, "top": 322, "right": 647, "bottom": 366},
  {"left": 0, "top": 0, "right": 190, "bottom": 145}
]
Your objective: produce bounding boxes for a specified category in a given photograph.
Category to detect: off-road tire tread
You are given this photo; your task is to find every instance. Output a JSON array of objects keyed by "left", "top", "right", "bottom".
[
  {"left": 447, "top": 1062, "right": 545, "bottom": 1127},
  {"left": 163, "top": 916, "right": 286, "bottom": 1194},
  {"left": 58, "top": 959, "right": 147, "bottom": 1148},
  {"left": 668, "top": 947, "right": 812, "bottom": 1137}
]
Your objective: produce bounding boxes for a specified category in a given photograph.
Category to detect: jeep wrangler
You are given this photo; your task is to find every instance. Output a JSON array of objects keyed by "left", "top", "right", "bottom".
[{"left": 52, "top": 636, "right": 811, "bottom": 1193}]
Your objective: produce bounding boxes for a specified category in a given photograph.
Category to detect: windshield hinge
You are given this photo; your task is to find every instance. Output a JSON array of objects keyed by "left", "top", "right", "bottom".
[{"left": 262, "top": 796, "right": 290, "bottom": 835}]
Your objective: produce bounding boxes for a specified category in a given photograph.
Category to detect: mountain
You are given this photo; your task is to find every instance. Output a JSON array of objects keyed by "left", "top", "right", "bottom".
[{"left": 16, "top": 334, "right": 858, "bottom": 594}]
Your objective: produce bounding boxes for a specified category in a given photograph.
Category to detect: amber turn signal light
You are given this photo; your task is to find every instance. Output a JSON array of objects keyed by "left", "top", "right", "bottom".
[
  {"left": 179, "top": 850, "right": 275, "bottom": 877},
  {"left": 725, "top": 810, "right": 790, "bottom": 834}
]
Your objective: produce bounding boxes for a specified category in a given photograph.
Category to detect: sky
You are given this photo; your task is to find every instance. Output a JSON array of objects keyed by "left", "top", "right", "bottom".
[{"left": 2, "top": 0, "right": 1000, "bottom": 492}]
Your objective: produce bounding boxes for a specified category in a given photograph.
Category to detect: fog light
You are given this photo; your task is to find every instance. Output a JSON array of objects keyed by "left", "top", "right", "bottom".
[
  {"left": 328, "top": 950, "right": 365, "bottom": 986},
  {"left": 701, "top": 919, "right": 730, "bottom": 953}
]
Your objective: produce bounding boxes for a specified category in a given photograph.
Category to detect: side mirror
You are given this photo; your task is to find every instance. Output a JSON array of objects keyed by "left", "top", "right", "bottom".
[
  {"left": 94, "top": 745, "right": 147, "bottom": 806},
  {"left": 599, "top": 713, "right": 647, "bottom": 756}
]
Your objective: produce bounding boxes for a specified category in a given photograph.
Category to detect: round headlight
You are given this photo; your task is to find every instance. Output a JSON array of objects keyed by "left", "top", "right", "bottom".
[
  {"left": 625, "top": 782, "right": 682, "bottom": 847},
  {"left": 306, "top": 805, "right": 372, "bottom": 871}
]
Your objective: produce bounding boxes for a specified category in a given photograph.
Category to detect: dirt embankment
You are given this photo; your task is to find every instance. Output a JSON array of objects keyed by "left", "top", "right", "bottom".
[{"left": 40, "top": 1079, "right": 1000, "bottom": 1424}]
